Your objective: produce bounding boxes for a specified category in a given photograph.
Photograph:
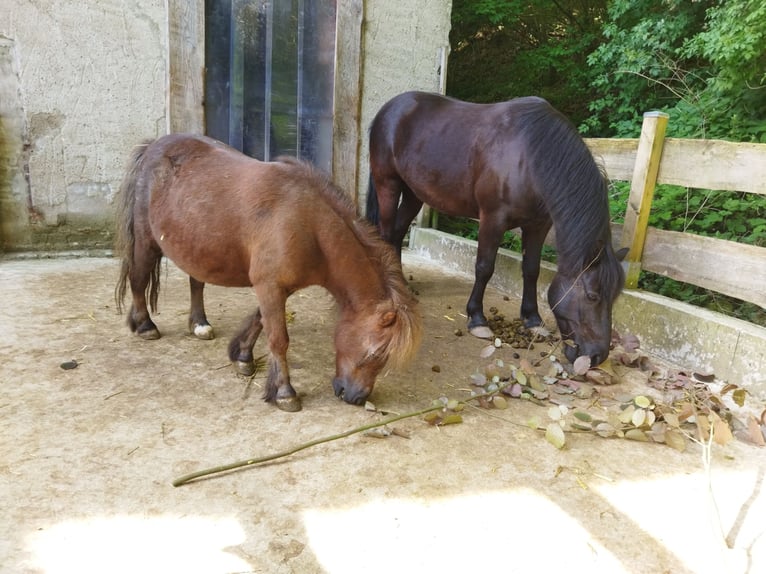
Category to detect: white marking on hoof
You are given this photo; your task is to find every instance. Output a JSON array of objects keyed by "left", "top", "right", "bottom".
[
  {"left": 469, "top": 325, "right": 494, "bottom": 339},
  {"left": 193, "top": 324, "right": 215, "bottom": 340}
]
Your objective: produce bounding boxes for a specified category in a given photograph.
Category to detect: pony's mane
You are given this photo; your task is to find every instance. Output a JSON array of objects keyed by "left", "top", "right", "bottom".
[
  {"left": 279, "top": 157, "right": 422, "bottom": 367},
  {"left": 515, "top": 100, "right": 624, "bottom": 293}
]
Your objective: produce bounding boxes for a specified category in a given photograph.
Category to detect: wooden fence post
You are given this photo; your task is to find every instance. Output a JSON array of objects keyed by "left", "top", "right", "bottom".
[{"left": 620, "top": 111, "right": 669, "bottom": 288}]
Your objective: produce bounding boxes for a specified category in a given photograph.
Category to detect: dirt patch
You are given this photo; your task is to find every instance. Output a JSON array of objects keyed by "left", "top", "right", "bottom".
[{"left": 1, "top": 252, "right": 764, "bottom": 574}]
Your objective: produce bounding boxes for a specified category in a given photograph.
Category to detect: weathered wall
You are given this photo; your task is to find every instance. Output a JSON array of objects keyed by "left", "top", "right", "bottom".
[
  {"left": 0, "top": 0, "right": 451, "bottom": 252},
  {"left": 356, "top": 0, "right": 452, "bottom": 205},
  {"left": 0, "top": 0, "right": 167, "bottom": 252}
]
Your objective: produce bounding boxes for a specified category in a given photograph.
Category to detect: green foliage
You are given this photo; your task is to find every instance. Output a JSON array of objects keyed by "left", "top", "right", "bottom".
[
  {"left": 448, "top": 0, "right": 607, "bottom": 124},
  {"left": 584, "top": 0, "right": 766, "bottom": 141}
]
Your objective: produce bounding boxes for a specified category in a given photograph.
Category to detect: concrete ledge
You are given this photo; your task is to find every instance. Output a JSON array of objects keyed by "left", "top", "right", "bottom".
[{"left": 410, "top": 227, "right": 766, "bottom": 400}]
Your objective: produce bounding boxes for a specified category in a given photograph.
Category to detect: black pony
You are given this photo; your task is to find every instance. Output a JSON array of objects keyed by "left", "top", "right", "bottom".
[{"left": 367, "top": 91, "right": 626, "bottom": 365}]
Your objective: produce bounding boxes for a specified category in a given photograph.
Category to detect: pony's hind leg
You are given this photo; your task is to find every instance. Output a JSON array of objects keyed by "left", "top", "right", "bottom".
[
  {"left": 188, "top": 277, "right": 214, "bottom": 340},
  {"left": 375, "top": 176, "right": 421, "bottom": 257},
  {"left": 227, "top": 309, "right": 263, "bottom": 376},
  {"left": 127, "top": 242, "right": 162, "bottom": 340},
  {"left": 228, "top": 305, "right": 301, "bottom": 412}
]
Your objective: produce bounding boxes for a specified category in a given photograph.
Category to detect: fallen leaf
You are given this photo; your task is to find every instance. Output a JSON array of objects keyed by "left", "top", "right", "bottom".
[
  {"left": 745, "top": 415, "right": 766, "bottom": 446},
  {"left": 439, "top": 413, "right": 463, "bottom": 426},
  {"left": 573, "top": 355, "right": 591, "bottom": 376},
  {"left": 480, "top": 344, "right": 496, "bottom": 358},
  {"left": 470, "top": 373, "right": 487, "bottom": 387},
  {"left": 621, "top": 333, "right": 641, "bottom": 352},
  {"left": 585, "top": 368, "right": 616, "bottom": 385},
  {"left": 634, "top": 395, "right": 652, "bottom": 409},
  {"left": 732, "top": 388, "right": 747, "bottom": 408},
  {"left": 625, "top": 428, "right": 649, "bottom": 442},
  {"left": 527, "top": 415, "right": 542, "bottom": 430},
  {"left": 595, "top": 422, "right": 616, "bottom": 438},
  {"left": 574, "top": 411, "right": 593, "bottom": 423},
  {"left": 519, "top": 358, "right": 534, "bottom": 373},
  {"left": 492, "top": 396, "right": 508, "bottom": 410},
  {"left": 711, "top": 413, "right": 734, "bottom": 446},
  {"left": 546, "top": 423, "right": 566, "bottom": 449},
  {"left": 663, "top": 412, "right": 680, "bottom": 428},
  {"left": 665, "top": 429, "right": 687, "bottom": 452},
  {"left": 364, "top": 426, "right": 392, "bottom": 438}
]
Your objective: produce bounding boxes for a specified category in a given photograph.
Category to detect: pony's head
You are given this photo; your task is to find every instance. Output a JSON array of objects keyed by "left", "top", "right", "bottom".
[
  {"left": 332, "top": 297, "right": 422, "bottom": 406},
  {"left": 548, "top": 243, "right": 627, "bottom": 366}
]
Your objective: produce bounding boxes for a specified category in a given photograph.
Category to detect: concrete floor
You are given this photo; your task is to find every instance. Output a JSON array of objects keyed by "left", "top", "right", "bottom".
[{"left": 1, "top": 252, "right": 764, "bottom": 574}]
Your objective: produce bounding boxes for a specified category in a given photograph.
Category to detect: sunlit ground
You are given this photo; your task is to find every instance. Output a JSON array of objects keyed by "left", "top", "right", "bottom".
[
  {"left": 303, "top": 468, "right": 763, "bottom": 574},
  {"left": 24, "top": 468, "right": 763, "bottom": 573},
  {"left": 25, "top": 516, "right": 250, "bottom": 574}
]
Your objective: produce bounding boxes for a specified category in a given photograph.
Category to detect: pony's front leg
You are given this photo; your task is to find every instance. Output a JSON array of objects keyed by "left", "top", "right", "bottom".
[
  {"left": 188, "top": 277, "right": 214, "bottom": 340},
  {"left": 466, "top": 219, "right": 503, "bottom": 339},
  {"left": 229, "top": 295, "right": 301, "bottom": 412},
  {"left": 519, "top": 226, "right": 548, "bottom": 328}
]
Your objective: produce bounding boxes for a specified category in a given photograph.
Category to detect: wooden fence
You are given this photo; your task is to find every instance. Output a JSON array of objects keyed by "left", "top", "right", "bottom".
[{"left": 585, "top": 112, "right": 766, "bottom": 309}]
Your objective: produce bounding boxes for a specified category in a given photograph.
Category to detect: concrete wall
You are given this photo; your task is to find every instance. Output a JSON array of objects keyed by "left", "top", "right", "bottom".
[
  {"left": 0, "top": 1, "right": 167, "bottom": 252},
  {"left": 0, "top": 1, "right": 452, "bottom": 253},
  {"left": 356, "top": 0, "right": 451, "bottom": 205}
]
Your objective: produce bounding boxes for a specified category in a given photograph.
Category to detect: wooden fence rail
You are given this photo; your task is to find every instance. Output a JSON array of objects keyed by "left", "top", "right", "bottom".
[{"left": 585, "top": 111, "right": 766, "bottom": 309}]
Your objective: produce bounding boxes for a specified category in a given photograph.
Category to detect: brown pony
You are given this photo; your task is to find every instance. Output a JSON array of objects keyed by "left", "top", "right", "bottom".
[
  {"left": 115, "top": 134, "right": 421, "bottom": 412},
  {"left": 367, "top": 91, "right": 626, "bottom": 366}
]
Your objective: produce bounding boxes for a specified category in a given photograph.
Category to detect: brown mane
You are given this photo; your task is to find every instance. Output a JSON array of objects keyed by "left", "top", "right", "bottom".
[{"left": 278, "top": 157, "right": 422, "bottom": 368}]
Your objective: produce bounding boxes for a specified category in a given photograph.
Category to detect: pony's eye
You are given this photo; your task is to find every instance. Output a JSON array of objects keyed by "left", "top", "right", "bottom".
[{"left": 587, "top": 292, "right": 601, "bottom": 303}]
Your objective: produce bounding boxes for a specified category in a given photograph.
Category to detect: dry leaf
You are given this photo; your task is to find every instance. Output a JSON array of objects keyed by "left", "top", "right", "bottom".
[
  {"left": 585, "top": 368, "right": 616, "bottom": 385},
  {"left": 573, "top": 355, "right": 591, "bottom": 375},
  {"left": 546, "top": 423, "right": 566, "bottom": 449},
  {"left": 480, "top": 344, "right": 496, "bottom": 358},
  {"left": 711, "top": 413, "right": 734, "bottom": 446},
  {"left": 621, "top": 333, "right": 641, "bottom": 352},
  {"left": 625, "top": 428, "right": 649, "bottom": 442},
  {"left": 665, "top": 429, "right": 687, "bottom": 452},
  {"left": 745, "top": 416, "right": 766, "bottom": 446}
]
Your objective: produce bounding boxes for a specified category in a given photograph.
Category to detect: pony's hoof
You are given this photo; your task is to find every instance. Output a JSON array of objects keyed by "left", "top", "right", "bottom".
[
  {"left": 469, "top": 325, "right": 494, "bottom": 339},
  {"left": 235, "top": 361, "right": 255, "bottom": 376},
  {"left": 276, "top": 396, "right": 302, "bottom": 412},
  {"left": 138, "top": 328, "right": 161, "bottom": 340},
  {"left": 192, "top": 324, "right": 215, "bottom": 340}
]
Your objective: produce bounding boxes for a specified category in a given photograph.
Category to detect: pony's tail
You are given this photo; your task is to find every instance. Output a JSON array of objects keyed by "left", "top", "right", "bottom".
[
  {"left": 365, "top": 173, "right": 380, "bottom": 226},
  {"left": 114, "top": 142, "right": 161, "bottom": 315}
]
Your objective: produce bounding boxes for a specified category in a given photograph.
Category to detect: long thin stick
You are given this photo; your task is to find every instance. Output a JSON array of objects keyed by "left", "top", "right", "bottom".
[{"left": 172, "top": 403, "right": 446, "bottom": 487}]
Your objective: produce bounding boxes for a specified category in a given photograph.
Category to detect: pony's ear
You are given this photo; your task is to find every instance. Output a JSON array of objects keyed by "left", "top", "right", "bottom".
[
  {"left": 615, "top": 247, "right": 629, "bottom": 261},
  {"left": 379, "top": 310, "right": 397, "bottom": 328}
]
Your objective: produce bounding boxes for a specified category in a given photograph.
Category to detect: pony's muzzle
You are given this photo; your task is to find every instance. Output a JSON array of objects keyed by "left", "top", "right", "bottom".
[{"left": 332, "top": 377, "right": 370, "bottom": 406}]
